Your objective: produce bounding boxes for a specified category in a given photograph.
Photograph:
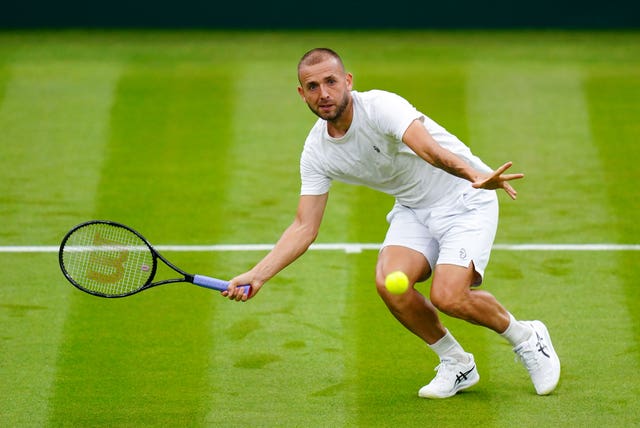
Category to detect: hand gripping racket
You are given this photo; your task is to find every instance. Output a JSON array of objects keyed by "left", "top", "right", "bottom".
[{"left": 58, "top": 220, "right": 250, "bottom": 298}]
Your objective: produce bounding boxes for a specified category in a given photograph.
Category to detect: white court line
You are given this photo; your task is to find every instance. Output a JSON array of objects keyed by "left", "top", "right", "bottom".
[{"left": 1, "top": 243, "right": 640, "bottom": 253}]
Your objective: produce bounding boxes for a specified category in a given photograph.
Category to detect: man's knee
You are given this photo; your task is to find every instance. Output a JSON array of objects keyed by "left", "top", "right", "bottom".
[
  {"left": 430, "top": 282, "right": 461, "bottom": 315},
  {"left": 430, "top": 276, "right": 474, "bottom": 317}
]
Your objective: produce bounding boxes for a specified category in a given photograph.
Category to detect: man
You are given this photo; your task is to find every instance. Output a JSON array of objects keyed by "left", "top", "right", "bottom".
[{"left": 225, "top": 48, "right": 560, "bottom": 398}]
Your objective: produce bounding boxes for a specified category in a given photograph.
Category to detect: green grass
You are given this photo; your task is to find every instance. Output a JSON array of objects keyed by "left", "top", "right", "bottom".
[{"left": 1, "top": 30, "right": 639, "bottom": 427}]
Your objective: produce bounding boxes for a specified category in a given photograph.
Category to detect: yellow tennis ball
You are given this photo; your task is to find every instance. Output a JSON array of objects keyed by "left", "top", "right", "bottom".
[{"left": 385, "top": 271, "right": 409, "bottom": 294}]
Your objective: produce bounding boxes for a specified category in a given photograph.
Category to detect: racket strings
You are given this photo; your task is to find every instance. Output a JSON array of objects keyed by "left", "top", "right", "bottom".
[{"left": 62, "top": 223, "right": 154, "bottom": 296}]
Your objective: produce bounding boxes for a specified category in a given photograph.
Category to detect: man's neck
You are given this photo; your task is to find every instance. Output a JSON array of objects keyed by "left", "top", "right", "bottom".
[{"left": 327, "top": 100, "right": 354, "bottom": 138}]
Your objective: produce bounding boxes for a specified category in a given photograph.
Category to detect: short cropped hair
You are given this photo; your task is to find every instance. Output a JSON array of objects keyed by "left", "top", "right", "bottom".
[{"left": 297, "top": 48, "right": 345, "bottom": 74}]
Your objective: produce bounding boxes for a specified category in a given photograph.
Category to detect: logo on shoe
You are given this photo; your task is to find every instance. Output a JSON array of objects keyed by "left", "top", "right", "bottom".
[
  {"left": 535, "top": 331, "right": 550, "bottom": 358},
  {"left": 455, "top": 366, "right": 475, "bottom": 386}
]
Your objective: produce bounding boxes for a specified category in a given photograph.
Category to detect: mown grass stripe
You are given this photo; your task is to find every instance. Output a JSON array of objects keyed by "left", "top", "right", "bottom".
[
  {"left": 0, "top": 64, "right": 8, "bottom": 111},
  {"left": 585, "top": 69, "right": 640, "bottom": 242},
  {"left": 466, "top": 62, "right": 638, "bottom": 425},
  {"left": 46, "top": 64, "right": 236, "bottom": 426},
  {"left": 586, "top": 69, "right": 640, "bottom": 365},
  {"left": 467, "top": 62, "right": 582, "bottom": 426},
  {"left": 0, "top": 61, "right": 121, "bottom": 428},
  {"left": 0, "top": 62, "right": 122, "bottom": 244},
  {"left": 468, "top": 63, "right": 612, "bottom": 244}
]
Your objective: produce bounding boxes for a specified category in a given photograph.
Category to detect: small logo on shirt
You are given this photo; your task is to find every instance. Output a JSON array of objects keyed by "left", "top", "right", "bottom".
[
  {"left": 459, "top": 248, "right": 467, "bottom": 260},
  {"left": 372, "top": 145, "right": 381, "bottom": 153}
]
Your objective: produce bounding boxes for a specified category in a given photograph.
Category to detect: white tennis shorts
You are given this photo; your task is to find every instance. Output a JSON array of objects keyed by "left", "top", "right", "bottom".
[{"left": 381, "top": 189, "right": 499, "bottom": 285}]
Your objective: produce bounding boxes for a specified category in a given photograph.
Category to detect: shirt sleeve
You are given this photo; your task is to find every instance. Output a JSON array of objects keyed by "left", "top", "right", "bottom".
[
  {"left": 299, "top": 143, "right": 332, "bottom": 196},
  {"left": 367, "top": 90, "right": 422, "bottom": 141}
]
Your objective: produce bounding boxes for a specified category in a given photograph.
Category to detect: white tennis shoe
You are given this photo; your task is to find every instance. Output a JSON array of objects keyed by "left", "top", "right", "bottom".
[
  {"left": 418, "top": 353, "right": 479, "bottom": 399},
  {"left": 514, "top": 320, "right": 561, "bottom": 395}
]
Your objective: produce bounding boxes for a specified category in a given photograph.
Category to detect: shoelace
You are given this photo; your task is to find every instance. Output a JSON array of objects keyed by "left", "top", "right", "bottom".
[
  {"left": 434, "top": 357, "right": 472, "bottom": 384},
  {"left": 433, "top": 358, "right": 457, "bottom": 379},
  {"left": 515, "top": 342, "right": 541, "bottom": 372},
  {"left": 432, "top": 357, "right": 475, "bottom": 390}
]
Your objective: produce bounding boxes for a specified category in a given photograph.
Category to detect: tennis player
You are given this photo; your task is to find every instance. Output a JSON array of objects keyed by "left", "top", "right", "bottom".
[{"left": 226, "top": 48, "right": 560, "bottom": 398}]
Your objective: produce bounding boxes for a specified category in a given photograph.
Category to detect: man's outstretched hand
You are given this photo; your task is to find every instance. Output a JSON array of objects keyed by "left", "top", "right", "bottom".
[{"left": 472, "top": 162, "right": 524, "bottom": 200}]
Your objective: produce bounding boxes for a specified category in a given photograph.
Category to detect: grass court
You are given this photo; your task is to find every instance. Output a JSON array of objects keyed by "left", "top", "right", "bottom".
[{"left": 1, "top": 30, "right": 639, "bottom": 427}]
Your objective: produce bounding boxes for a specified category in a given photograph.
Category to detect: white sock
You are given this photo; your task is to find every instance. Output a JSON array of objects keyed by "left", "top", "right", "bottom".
[
  {"left": 500, "top": 313, "right": 533, "bottom": 346},
  {"left": 429, "top": 330, "right": 470, "bottom": 363}
]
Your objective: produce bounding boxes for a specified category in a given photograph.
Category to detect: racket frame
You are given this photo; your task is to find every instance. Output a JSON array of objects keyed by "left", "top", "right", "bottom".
[{"left": 59, "top": 220, "right": 242, "bottom": 298}]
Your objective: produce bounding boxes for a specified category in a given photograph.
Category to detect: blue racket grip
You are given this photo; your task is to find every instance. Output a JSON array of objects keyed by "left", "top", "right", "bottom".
[{"left": 192, "top": 275, "right": 250, "bottom": 295}]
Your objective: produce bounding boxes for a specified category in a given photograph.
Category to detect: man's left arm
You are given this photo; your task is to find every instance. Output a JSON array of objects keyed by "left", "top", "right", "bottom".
[{"left": 402, "top": 120, "right": 524, "bottom": 200}]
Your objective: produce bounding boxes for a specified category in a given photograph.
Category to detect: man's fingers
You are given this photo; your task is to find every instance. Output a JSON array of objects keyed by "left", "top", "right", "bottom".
[
  {"left": 503, "top": 182, "right": 518, "bottom": 200},
  {"left": 501, "top": 173, "right": 525, "bottom": 182},
  {"left": 495, "top": 161, "right": 513, "bottom": 175},
  {"left": 224, "top": 282, "right": 250, "bottom": 302}
]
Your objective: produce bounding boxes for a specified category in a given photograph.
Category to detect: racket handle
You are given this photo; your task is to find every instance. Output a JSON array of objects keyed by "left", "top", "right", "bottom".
[{"left": 192, "top": 274, "right": 250, "bottom": 295}]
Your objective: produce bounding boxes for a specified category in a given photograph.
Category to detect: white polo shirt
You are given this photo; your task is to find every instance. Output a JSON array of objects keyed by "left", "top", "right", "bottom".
[{"left": 299, "top": 90, "right": 492, "bottom": 209}]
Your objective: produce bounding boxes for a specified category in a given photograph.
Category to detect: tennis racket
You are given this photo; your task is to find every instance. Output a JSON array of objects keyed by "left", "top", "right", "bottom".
[{"left": 58, "top": 220, "right": 250, "bottom": 298}]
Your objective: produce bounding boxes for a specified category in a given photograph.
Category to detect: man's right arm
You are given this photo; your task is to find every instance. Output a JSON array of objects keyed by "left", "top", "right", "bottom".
[{"left": 225, "top": 193, "right": 329, "bottom": 301}]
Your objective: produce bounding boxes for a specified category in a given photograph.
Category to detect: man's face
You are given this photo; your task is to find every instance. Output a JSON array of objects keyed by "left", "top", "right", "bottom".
[{"left": 297, "top": 58, "right": 353, "bottom": 122}]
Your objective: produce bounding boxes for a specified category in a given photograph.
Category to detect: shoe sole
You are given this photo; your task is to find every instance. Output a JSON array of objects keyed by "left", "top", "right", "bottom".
[{"left": 529, "top": 320, "right": 561, "bottom": 395}]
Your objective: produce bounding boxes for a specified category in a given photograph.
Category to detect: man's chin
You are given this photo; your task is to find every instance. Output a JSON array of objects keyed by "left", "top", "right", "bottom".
[
  {"left": 318, "top": 108, "right": 336, "bottom": 120},
  {"left": 308, "top": 104, "right": 337, "bottom": 121},
  {"left": 320, "top": 113, "right": 337, "bottom": 121}
]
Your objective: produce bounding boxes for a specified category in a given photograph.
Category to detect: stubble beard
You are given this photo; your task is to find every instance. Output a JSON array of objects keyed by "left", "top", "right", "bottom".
[{"left": 309, "top": 92, "right": 350, "bottom": 122}]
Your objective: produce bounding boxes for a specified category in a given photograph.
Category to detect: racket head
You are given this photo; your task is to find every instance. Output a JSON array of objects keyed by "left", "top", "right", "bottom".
[{"left": 59, "top": 220, "right": 157, "bottom": 298}]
